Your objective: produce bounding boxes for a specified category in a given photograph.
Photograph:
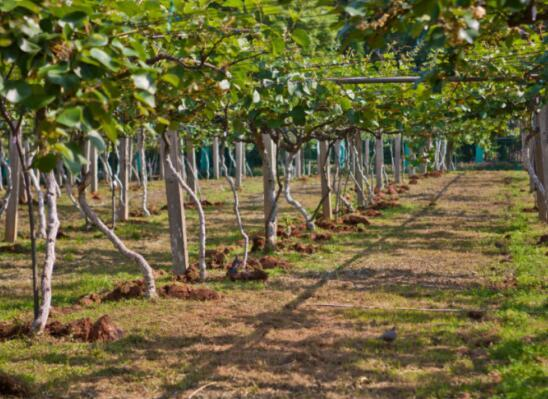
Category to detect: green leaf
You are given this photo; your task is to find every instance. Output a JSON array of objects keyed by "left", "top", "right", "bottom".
[
  {"left": 132, "top": 73, "right": 156, "bottom": 94},
  {"left": 32, "top": 153, "right": 58, "bottom": 172},
  {"left": 2, "top": 81, "right": 32, "bottom": 103},
  {"left": 252, "top": 90, "right": 261, "bottom": 104},
  {"left": 18, "top": 38, "right": 41, "bottom": 54},
  {"left": 89, "top": 48, "right": 119, "bottom": 71},
  {"left": 56, "top": 107, "right": 83, "bottom": 128},
  {"left": 291, "top": 28, "right": 311, "bottom": 48},
  {"left": 87, "top": 130, "right": 106, "bottom": 152},
  {"left": 134, "top": 91, "right": 155, "bottom": 108}
]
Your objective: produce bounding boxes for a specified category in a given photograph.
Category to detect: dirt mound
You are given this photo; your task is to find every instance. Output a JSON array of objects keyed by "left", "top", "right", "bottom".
[
  {"left": 424, "top": 171, "right": 443, "bottom": 178},
  {"left": 152, "top": 268, "right": 168, "bottom": 278},
  {"left": 292, "top": 243, "right": 316, "bottom": 254},
  {"left": 47, "top": 318, "right": 93, "bottom": 341},
  {"left": 227, "top": 268, "right": 268, "bottom": 282},
  {"left": 89, "top": 315, "right": 124, "bottom": 342},
  {"left": 91, "top": 192, "right": 101, "bottom": 200},
  {"left": 342, "top": 214, "right": 371, "bottom": 226},
  {"left": 160, "top": 284, "right": 219, "bottom": 300},
  {"left": 522, "top": 206, "right": 538, "bottom": 213},
  {"left": 259, "top": 256, "right": 291, "bottom": 270},
  {"left": 311, "top": 232, "right": 332, "bottom": 241},
  {"left": 186, "top": 199, "right": 225, "bottom": 209},
  {"left": 537, "top": 234, "right": 548, "bottom": 246},
  {"left": 386, "top": 185, "right": 398, "bottom": 195},
  {"left": 206, "top": 246, "right": 232, "bottom": 269},
  {"left": 363, "top": 209, "right": 382, "bottom": 217},
  {"left": 175, "top": 264, "right": 201, "bottom": 283},
  {"left": 251, "top": 235, "right": 265, "bottom": 252},
  {"left": 0, "top": 322, "right": 30, "bottom": 340},
  {"left": 370, "top": 199, "right": 399, "bottom": 210},
  {"left": 103, "top": 280, "right": 145, "bottom": 301},
  {"left": 0, "top": 371, "right": 32, "bottom": 397},
  {"left": 0, "top": 244, "right": 27, "bottom": 254},
  {"left": 77, "top": 293, "right": 102, "bottom": 306}
]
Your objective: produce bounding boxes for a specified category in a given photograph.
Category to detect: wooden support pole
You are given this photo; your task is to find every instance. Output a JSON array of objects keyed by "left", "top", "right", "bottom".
[
  {"left": 534, "top": 104, "right": 548, "bottom": 222},
  {"left": 5, "top": 131, "right": 21, "bottom": 243},
  {"left": 118, "top": 137, "right": 130, "bottom": 222},
  {"left": 235, "top": 140, "right": 244, "bottom": 189},
  {"left": 162, "top": 131, "right": 190, "bottom": 274},
  {"left": 319, "top": 140, "right": 332, "bottom": 220},
  {"left": 295, "top": 149, "right": 303, "bottom": 178},
  {"left": 212, "top": 137, "right": 220, "bottom": 179},
  {"left": 89, "top": 144, "right": 98, "bottom": 192},
  {"left": 158, "top": 136, "right": 165, "bottom": 180},
  {"left": 353, "top": 133, "right": 366, "bottom": 207},
  {"left": 394, "top": 134, "right": 402, "bottom": 184},
  {"left": 375, "top": 134, "right": 384, "bottom": 192}
]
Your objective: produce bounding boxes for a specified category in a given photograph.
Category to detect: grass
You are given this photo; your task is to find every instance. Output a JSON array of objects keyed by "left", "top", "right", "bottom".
[{"left": 0, "top": 170, "right": 546, "bottom": 398}]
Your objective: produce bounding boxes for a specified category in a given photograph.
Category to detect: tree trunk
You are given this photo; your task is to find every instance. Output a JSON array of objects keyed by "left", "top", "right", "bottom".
[
  {"left": 162, "top": 131, "right": 190, "bottom": 274},
  {"left": 235, "top": 140, "right": 244, "bottom": 189},
  {"left": 375, "top": 134, "right": 384, "bottom": 192},
  {"left": 185, "top": 141, "right": 198, "bottom": 193},
  {"left": 5, "top": 131, "right": 21, "bottom": 243},
  {"left": 261, "top": 134, "right": 277, "bottom": 251},
  {"left": 139, "top": 132, "right": 150, "bottom": 217},
  {"left": 394, "top": 134, "right": 402, "bottom": 184},
  {"left": 534, "top": 104, "right": 548, "bottom": 222},
  {"left": 31, "top": 172, "right": 60, "bottom": 333},
  {"left": 353, "top": 133, "right": 366, "bottom": 207},
  {"left": 212, "top": 137, "right": 220, "bottom": 179},
  {"left": 90, "top": 144, "right": 98, "bottom": 192},
  {"left": 158, "top": 136, "right": 165, "bottom": 180},
  {"left": 295, "top": 149, "right": 302, "bottom": 178},
  {"left": 319, "top": 140, "right": 332, "bottom": 220},
  {"left": 29, "top": 170, "right": 46, "bottom": 239},
  {"left": 118, "top": 137, "right": 130, "bottom": 222},
  {"left": 284, "top": 153, "right": 314, "bottom": 230},
  {"left": 78, "top": 181, "right": 157, "bottom": 297}
]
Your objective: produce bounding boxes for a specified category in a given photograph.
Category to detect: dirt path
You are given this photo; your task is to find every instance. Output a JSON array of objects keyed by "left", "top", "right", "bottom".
[
  {"left": 146, "top": 171, "right": 505, "bottom": 399},
  {"left": 15, "top": 171, "right": 510, "bottom": 399}
]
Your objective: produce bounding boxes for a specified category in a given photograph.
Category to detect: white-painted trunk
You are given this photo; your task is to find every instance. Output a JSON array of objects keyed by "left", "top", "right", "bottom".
[
  {"left": 118, "top": 137, "right": 130, "bottom": 222},
  {"left": 31, "top": 172, "right": 60, "bottom": 333},
  {"left": 235, "top": 140, "right": 244, "bottom": 189},
  {"left": 90, "top": 145, "right": 98, "bottom": 192},
  {"left": 78, "top": 182, "right": 157, "bottom": 297},
  {"left": 221, "top": 151, "right": 249, "bottom": 266},
  {"left": 164, "top": 153, "right": 207, "bottom": 281},
  {"left": 5, "top": 131, "right": 20, "bottom": 243},
  {"left": 138, "top": 132, "right": 150, "bottom": 217},
  {"left": 261, "top": 134, "right": 277, "bottom": 251},
  {"left": 0, "top": 156, "right": 12, "bottom": 219},
  {"left": 185, "top": 142, "right": 198, "bottom": 193},
  {"left": 283, "top": 153, "right": 314, "bottom": 230}
]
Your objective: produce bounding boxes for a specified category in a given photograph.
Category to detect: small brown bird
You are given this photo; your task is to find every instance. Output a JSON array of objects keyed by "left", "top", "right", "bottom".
[{"left": 379, "top": 327, "right": 397, "bottom": 343}]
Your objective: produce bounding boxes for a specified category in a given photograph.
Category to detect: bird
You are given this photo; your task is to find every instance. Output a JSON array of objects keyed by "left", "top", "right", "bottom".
[
  {"left": 379, "top": 327, "right": 397, "bottom": 343},
  {"left": 227, "top": 256, "right": 242, "bottom": 280}
]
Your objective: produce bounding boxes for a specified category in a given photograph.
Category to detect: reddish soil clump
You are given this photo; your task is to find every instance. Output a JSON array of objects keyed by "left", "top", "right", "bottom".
[
  {"left": 0, "top": 371, "right": 32, "bottom": 397},
  {"left": 259, "top": 255, "right": 291, "bottom": 270},
  {"left": 77, "top": 293, "right": 102, "bottom": 306},
  {"left": 152, "top": 268, "right": 168, "bottom": 278},
  {"left": 206, "top": 247, "right": 231, "bottom": 269},
  {"left": 160, "top": 284, "right": 220, "bottom": 300},
  {"left": 91, "top": 192, "right": 101, "bottom": 200},
  {"left": 522, "top": 206, "right": 538, "bottom": 213},
  {"left": 103, "top": 280, "right": 145, "bottom": 301},
  {"left": 342, "top": 214, "right": 371, "bottom": 226},
  {"left": 251, "top": 235, "right": 265, "bottom": 252},
  {"left": 227, "top": 268, "right": 268, "bottom": 282},
  {"left": 311, "top": 232, "right": 332, "bottom": 241},
  {"left": 293, "top": 242, "right": 316, "bottom": 254},
  {"left": 89, "top": 315, "right": 124, "bottom": 342},
  {"left": 370, "top": 199, "right": 399, "bottom": 210},
  {"left": 176, "top": 264, "right": 201, "bottom": 283},
  {"left": 47, "top": 318, "right": 93, "bottom": 341},
  {"left": 0, "top": 322, "right": 30, "bottom": 340},
  {"left": 363, "top": 209, "right": 382, "bottom": 217}
]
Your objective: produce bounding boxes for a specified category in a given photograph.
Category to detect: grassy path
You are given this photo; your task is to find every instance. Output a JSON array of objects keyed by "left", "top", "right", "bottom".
[{"left": 0, "top": 170, "right": 546, "bottom": 398}]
